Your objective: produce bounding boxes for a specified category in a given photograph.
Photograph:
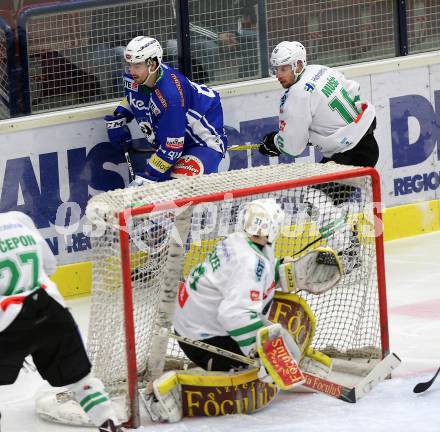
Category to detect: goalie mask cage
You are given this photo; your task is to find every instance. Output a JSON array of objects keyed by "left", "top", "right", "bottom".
[{"left": 85, "top": 162, "right": 388, "bottom": 428}]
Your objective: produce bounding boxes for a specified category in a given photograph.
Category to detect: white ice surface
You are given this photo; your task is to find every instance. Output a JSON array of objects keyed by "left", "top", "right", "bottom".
[{"left": 1, "top": 232, "right": 439, "bottom": 432}]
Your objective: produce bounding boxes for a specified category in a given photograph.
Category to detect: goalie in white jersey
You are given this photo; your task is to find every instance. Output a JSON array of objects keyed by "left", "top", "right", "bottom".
[
  {"left": 144, "top": 198, "right": 343, "bottom": 423},
  {"left": 174, "top": 198, "right": 342, "bottom": 370},
  {"left": 259, "top": 41, "right": 378, "bottom": 168},
  {"left": 0, "top": 212, "right": 123, "bottom": 432}
]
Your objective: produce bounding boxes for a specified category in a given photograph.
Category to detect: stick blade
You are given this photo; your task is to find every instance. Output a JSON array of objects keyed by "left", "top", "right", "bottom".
[
  {"left": 355, "top": 352, "right": 401, "bottom": 400},
  {"left": 413, "top": 367, "right": 440, "bottom": 394},
  {"left": 413, "top": 382, "right": 430, "bottom": 394}
]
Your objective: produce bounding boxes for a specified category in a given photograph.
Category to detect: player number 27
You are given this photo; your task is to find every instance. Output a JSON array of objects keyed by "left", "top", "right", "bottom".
[{"left": 0, "top": 251, "right": 40, "bottom": 296}]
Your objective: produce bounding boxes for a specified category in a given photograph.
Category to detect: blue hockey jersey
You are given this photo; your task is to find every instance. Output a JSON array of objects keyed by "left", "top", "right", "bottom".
[{"left": 115, "top": 64, "right": 227, "bottom": 178}]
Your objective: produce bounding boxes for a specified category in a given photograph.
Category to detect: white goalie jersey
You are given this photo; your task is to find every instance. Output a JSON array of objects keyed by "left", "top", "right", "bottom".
[
  {"left": 173, "top": 232, "right": 278, "bottom": 356},
  {"left": 0, "top": 211, "right": 64, "bottom": 332},
  {"left": 274, "top": 64, "right": 376, "bottom": 158}
]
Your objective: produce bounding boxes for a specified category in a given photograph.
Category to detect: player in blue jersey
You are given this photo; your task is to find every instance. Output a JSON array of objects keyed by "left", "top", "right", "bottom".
[{"left": 104, "top": 36, "right": 228, "bottom": 185}]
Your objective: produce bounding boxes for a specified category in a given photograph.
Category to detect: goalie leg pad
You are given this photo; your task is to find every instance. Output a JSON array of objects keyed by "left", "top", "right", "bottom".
[
  {"left": 142, "top": 368, "right": 279, "bottom": 418},
  {"left": 142, "top": 371, "right": 183, "bottom": 423},
  {"left": 266, "top": 292, "right": 333, "bottom": 379},
  {"left": 266, "top": 292, "right": 316, "bottom": 357}
]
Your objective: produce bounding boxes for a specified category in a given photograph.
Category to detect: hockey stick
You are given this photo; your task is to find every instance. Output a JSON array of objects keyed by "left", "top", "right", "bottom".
[
  {"left": 169, "top": 332, "right": 400, "bottom": 403},
  {"left": 303, "top": 352, "right": 401, "bottom": 403},
  {"left": 228, "top": 143, "right": 259, "bottom": 151},
  {"left": 122, "top": 140, "right": 135, "bottom": 183},
  {"left": 171, "top": 332, "right": 257, "bottom": 367},
  {"left": 291, "top": 209, "right": 349, "bottom": 257},
  {"left": 138, "top": 143, "right": 259, "bottom": 153},
  {"left": 413, "top": 367, "right": 440, "bottom": 393}
]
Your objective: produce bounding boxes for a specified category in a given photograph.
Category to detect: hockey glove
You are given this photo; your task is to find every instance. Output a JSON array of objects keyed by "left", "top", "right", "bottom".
[
  {"left": 279, "top": 247, "right": 343, "bottom": 295},
  {"left": 256, "top": 324, "right": 304, "bottom": 390},
  {"left": 258, "top": 131, "right": 281, "bottom": 157},
  {"left": 105, "top": 114, "right": 132, "bottom": 146}
]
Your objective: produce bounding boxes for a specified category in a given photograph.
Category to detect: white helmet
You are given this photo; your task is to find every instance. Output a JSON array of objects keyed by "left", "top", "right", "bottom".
[
  {"left": 242, "top": 198, "right": 284, "bottom": 244},
  {"left": 124, "top": 36, "right": 163, "bottom": 66},
  {"left": 270, "top": 41, "right": 306, "bottom": 76}
]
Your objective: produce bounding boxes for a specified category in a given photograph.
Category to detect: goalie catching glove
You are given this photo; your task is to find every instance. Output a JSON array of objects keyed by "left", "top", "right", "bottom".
[{"left": 278, "top": 246, "right": 343, "bottom": 294}]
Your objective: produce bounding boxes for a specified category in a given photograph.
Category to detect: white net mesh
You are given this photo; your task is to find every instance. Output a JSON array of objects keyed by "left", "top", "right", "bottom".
[
  {"left": 0, "top": 24, "right": 10, "bottom": 119},
  {"left": 85, "top": 162, "right": 385, "bottom": 422}
]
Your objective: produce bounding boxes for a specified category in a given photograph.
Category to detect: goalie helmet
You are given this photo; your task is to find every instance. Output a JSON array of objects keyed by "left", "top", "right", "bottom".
[
  {"left": 124, "top": 36, "right": 163, "bottom": 66},
  {"left": 242, "top": 198, "right": 284, "bottom": 244},
  {"left": 270, "top": 41, "right": 306, "bottom": 76}
]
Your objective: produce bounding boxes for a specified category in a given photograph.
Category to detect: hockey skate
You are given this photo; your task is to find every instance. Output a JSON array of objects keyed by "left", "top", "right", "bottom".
[
  {"left": 338, "top": 226, "right": 361, "bottom": 274},
  {"left": 316, "top": 226, "right": 360, "bottom": 275},
  {"left": 99, "top": 419, "right": 124, "bottom": 432}
]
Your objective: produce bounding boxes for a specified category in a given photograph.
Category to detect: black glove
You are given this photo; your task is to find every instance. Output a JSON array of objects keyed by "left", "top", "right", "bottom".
[{"left": 258, "top": 131, "right": 281, "bottom": 157}]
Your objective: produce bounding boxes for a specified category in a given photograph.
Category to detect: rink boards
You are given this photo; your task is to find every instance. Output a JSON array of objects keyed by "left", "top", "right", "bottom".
[{"left": 0, "top": 51, "right": 439, "bottom": 297}]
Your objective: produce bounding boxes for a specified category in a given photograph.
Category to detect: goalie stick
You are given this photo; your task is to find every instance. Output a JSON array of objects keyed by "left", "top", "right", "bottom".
[
  {"left": 303, "top": 352, "right": 401, "bottom": 403},
  {"left": 413, "top": 367, "right": 440, "bottom": 394},
  {"left": 168, "top": 332, "right": 401, "bottom": 403}
]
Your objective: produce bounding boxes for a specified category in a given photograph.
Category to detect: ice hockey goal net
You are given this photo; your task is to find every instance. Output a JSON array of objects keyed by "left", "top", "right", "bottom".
[{"left": 85, "top": 162, "right": 388, "bottom": 427}]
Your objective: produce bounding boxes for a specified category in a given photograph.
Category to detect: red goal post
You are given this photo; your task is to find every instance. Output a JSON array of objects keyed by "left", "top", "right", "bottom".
[{"left": 85, "top": 162, "right": 388, "bottom": 428}]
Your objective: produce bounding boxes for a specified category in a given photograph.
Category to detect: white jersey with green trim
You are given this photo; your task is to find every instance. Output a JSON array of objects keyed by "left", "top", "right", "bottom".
[
  {"left": 0, "top": 211, "right": 64, "bottom": 332},
  {"left": 274, "top": 64, "right": 376, "bottom": 158},
  {"left": 173, "top": 232, "right": 278, "bottom": 356}
]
